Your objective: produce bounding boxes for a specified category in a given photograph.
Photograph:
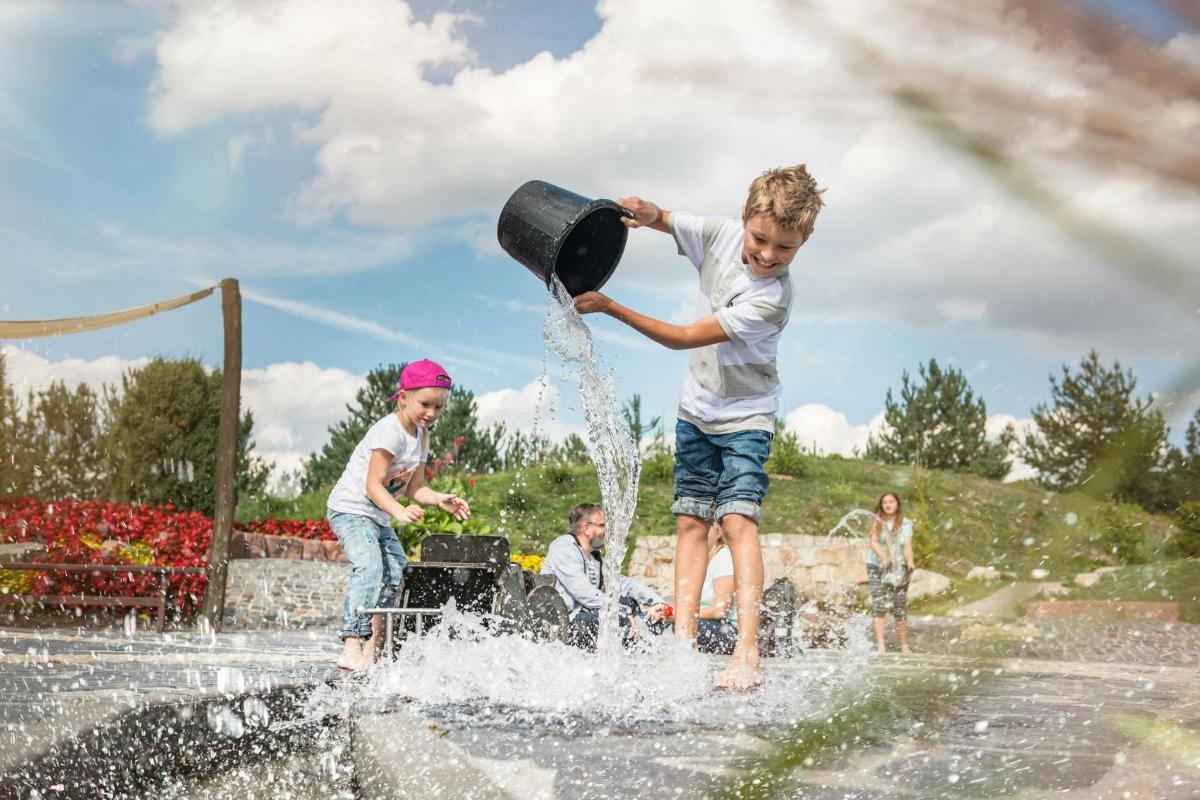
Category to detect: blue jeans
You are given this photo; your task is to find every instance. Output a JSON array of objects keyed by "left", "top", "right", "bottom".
[
  {"left": 328, "top": 510, "right": 407, "bottom": 640},
  {"left": 671, "top": 419, "right": 773, "bottom": 524}
]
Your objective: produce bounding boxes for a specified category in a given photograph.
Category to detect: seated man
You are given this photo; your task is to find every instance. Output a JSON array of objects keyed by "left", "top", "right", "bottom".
[{"left": 540, "top": 502, "right": 670, "bottom": 649}]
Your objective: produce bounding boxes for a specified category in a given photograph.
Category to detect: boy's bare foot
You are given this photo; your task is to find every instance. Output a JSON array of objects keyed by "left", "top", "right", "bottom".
[
  {"left": 714, "top": 648, "right": 763, "bottom": 691},
  {"left": 714, "top": 661, "right": 764, "bottom": 691},
  {"left": 336, "top": 638, "right": 373, "bottom": 671}
]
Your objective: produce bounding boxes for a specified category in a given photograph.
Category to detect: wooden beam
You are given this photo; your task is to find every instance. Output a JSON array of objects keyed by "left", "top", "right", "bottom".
[{"left": 200, "top": 277, "right": 242, "bottom": 632}]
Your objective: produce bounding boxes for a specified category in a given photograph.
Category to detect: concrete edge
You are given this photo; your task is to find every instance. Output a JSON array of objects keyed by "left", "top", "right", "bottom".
[
  {"left": 1, "top": 681, "right": 329, "bottom": 800},
  {"left": 351, "top": 698, "right": 515, "bottom": 800}
]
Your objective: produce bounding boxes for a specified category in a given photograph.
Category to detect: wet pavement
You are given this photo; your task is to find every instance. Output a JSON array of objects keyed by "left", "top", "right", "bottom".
[{"left": 1, "top": 622, "right": 1198, "bottom": 799}]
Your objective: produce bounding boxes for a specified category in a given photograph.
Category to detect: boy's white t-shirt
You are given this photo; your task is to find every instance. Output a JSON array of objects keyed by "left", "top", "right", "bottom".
[
  {"left": 699, "top": 546, "right": 737, "bottom": 624},
  {"left": 327, "top": 413, "right": 427, "bottom": 527},
  {"left": 668, "top": 211, "right": 793, "bottom": 434}
]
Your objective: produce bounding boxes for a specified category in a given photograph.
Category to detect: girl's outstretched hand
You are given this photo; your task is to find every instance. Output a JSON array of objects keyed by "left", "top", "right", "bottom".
[
  {"left": 574, "top": 292, "right": 611, "bottom": 315},
  {"left": 396, "top": 505, "right": 424, "bottom": 525},
  {"left": 439, "top": 493, "right": 471, "bottom": 520}
]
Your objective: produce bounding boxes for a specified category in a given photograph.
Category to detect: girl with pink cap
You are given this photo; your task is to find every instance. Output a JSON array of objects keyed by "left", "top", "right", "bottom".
[{"left": 326, "top": 359, "right": 471, "bottom": 671}]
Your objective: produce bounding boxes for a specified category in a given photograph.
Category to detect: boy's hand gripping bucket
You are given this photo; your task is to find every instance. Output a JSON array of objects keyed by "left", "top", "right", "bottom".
[{"left": 497, "top": 180, "right": 631, "bottom": 297}]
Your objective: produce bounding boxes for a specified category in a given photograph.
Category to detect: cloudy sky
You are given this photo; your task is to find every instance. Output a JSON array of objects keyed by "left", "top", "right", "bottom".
[{"left": 2, "top": 0, "right": 1198, "bottom": 485}]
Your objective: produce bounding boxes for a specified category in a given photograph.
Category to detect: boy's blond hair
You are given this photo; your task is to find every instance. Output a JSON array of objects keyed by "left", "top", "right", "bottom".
[{"left": 744, "top": 164, "right": 825, "bottom": 241}]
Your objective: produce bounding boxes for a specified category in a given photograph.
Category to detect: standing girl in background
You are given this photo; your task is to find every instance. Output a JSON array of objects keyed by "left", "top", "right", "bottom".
[
  {"left": 866, "top": 492, "right": 916, "bottom": 654},
  {"left": 326, "top": 359, "right": 471, "bottom": 671}
]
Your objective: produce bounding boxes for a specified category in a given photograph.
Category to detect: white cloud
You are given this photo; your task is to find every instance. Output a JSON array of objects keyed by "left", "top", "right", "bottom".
[
  {"left": 136, "top": 0, "right": 1200, "bottom": 358},
  {"left": 782, "top": 401, "right": 1039, "bottom": 482},
  {"left": 985, "top": 412, "right": 1039, "bottom": 482},
  {"left": 782, "top": 403, "right": 884, "bottom": 457},
  {"left": 2, "top": 346, "right": 363, "bottom": 490},
  {"left": 2, "top": 345, "right": 147, "bottom": 396},
  {"left": 475, "top": 378, "right": 584, "bottom": 445},
  {"left": 240, "top": 360, "right": 365, "bottom": 482}
]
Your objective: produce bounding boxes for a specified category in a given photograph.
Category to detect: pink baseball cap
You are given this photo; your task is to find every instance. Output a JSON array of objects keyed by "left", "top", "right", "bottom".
[{"left": 389, "top": 359, "right": 453, "bottom": 402}]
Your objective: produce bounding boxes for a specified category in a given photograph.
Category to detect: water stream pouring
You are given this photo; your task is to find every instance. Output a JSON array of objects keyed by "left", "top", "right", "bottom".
[{"left": 497, "top": 180, "right": 632, "bottom": 296}]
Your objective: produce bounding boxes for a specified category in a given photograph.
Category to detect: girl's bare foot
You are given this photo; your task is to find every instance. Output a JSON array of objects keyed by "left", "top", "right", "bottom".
[
  {"left": 336, "top": 638, "right": 373, "bottom": 671},
  {"left": 876, "top": 642, "right": 887, "bottom": 654},
  {"left": 900, "top": 644, "right": 912, "bottom": 654}
]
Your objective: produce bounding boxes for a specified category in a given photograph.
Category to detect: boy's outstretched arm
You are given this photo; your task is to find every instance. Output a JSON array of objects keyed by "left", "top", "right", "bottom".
[
  {"left": 618, "top": 196, "right": 671, "bottom": 233},
  {"left": 574, "top": 292, "right": 728, "bottom": 350}
]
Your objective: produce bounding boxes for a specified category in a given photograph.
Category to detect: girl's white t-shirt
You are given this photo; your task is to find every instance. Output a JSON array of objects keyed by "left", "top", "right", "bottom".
[
  {"left": 700, "top": 547, "right": 737, "bottom": 624},
  {"left": 327, "top": 413, "right": 426, "bottom": 526}
]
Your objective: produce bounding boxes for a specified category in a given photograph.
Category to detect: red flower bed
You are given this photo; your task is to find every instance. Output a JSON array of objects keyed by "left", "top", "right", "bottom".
[
  {"left": 0, "top": 496, "right": 211, "bottom": 615},
  {"left": 244, "top": 517, "right": 334, "bottom": 541}
]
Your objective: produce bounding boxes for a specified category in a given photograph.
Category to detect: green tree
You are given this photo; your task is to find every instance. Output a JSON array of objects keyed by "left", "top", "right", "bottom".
[
  {"left": 103, "top": 357, "right": 268, "bottom": 516},
  {"left": 18, "top": 381, "right": 104, "bottom": 499},
  {"left": 1020, "top": 350, "right": 1170, "bottom": 509},
  {"left": 865, "top": 359, "right": 1012, "bottom": 478},
  {"left": 0, "top": 351, "right": 20, "bottom": 495},
  {"left": 622, "top": 394, "right": 661, "bottom": 453},
  {"left": 1170, "top": 407, "right": 1200, "bottom": 506}
]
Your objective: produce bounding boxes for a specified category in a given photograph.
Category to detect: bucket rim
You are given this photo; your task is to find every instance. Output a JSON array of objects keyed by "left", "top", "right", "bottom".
[{"left": 539, "top": 197, "right": 628, "bottom": 293}]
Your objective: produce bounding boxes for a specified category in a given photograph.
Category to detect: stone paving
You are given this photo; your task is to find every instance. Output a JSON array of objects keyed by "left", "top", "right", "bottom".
[
  {"left": 2, "top": 616, "right": 1198, "bottom": 799},
  {"left": 356, "top": 652, "right": 1200, "bottom": 800},
  {"left": 904, "top": 616, "right": 1200, "bottom": 667}
]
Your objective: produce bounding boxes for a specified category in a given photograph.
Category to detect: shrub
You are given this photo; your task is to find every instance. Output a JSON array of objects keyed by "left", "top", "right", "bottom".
[
  {"left": 1164, "top": 501, "right": 1200, "bottom": 559},
  {"left": 1091, "top": 499, "right": 1148, "bottom": 565},
  {"left": 541, "top": 462, "right": 575, "bottom": 486},
  {"left": 766, "top": 430, "right": 808, "bottom": 478},
  {"left": 642, "top": 449, "right": 674, "bottom": 481}
]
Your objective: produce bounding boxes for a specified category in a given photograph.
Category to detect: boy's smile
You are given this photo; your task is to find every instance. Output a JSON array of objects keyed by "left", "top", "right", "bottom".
[{"left": 741, "top": 214, "right": 803, "bottom": 278}]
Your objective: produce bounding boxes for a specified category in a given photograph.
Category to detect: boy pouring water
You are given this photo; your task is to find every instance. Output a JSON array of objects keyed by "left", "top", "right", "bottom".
[{"left": 574, "top": 165, "right": 824, "bottom": 689}]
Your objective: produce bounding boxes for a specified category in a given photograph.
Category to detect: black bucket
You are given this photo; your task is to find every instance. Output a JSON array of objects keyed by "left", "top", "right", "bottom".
[{"left": 497, "top": 180, "right": 630, "bottom": 297}]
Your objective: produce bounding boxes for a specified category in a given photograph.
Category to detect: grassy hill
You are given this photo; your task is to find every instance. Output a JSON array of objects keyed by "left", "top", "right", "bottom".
[{"left": 239, "top": 454, "right": 1180, "bottom": 585}]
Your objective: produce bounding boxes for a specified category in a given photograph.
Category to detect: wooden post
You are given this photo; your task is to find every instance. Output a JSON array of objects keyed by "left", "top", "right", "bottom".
[{"left": 200, "top": 278, "right": 241, "bottom": 633}]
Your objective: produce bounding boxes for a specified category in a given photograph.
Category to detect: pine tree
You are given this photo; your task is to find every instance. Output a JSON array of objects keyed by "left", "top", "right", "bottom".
[
  {"left": 865, "top": 359, "right": 1012, "bottom": 478},
  {"left": 622, "top": 394, "right": 661, "bottom": 454},
  {"left": 302, "top": 363, "right": 405, "bottom": 491},
  {"left": 302, "top": 363, "right": 504, "bottom": 491},
  {"left": 429, "top": 386, "right": 504, "bottom": 474},
  {"left": 1020, "top": 350, "right": 1169, "bottom": 507},
  {"left": 0, "top": 351, "right": 21, "bottom": 495}
]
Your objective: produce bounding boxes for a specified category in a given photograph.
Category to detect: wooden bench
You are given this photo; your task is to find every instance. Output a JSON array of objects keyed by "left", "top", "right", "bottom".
[{"left": 0, "top": 562, "right": 206, "bottom": 632}]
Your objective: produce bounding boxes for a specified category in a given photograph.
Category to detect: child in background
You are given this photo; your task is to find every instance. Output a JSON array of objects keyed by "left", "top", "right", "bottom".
[
  {"left": 866, "top": 491, "right": 916, "bottom": 654},
  {"left": 574, "top": 165, "right": 824, "bottom": 689},
  {"left": 326, "top": 359, "right": 471, "bottom": 671}
]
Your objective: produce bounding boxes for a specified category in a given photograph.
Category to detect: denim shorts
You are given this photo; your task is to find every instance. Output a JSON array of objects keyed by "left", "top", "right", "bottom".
[{"left": 671, "top": 419, "right": 772, "bottom": 524}]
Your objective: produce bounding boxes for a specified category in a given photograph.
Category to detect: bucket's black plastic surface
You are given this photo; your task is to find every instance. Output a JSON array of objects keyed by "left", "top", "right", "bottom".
[{"left": 497, "top": 180, "right": 629, "bottom": 297}]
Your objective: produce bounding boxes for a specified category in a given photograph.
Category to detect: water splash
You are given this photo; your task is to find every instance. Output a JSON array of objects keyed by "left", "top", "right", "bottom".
[
  {"left": 824, "top": 508, "right": 881, "bottom": 543},
  {"left": 542, "top": 276, "right": 641, "bottom": 657}
]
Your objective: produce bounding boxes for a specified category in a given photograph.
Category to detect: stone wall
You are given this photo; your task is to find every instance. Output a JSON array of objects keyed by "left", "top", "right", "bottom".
[
  {"left": 222, "top": 558, "right": 349, "bottom": 630},
  {"left": 627, "top": 533, "right": 870, "bottom": 601}
]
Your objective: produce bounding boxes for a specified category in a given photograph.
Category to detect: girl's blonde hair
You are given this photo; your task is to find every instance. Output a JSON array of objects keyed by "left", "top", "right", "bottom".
[{"left": 743, "top": 164, "right": 825, "bottom": 241}]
